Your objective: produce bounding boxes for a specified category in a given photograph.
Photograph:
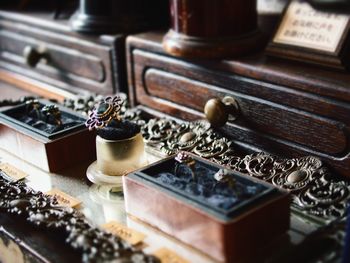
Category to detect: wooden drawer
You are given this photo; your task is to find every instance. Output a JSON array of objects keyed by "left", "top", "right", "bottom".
[
  {"left": 0, "top": 11, "right": 126, "bottom": 96},
  {"left": 127, "top": 33, "right": 350, "bottom": 178},
  {"left": 143, "top": 67, "right": 348, "bottom": 155}
]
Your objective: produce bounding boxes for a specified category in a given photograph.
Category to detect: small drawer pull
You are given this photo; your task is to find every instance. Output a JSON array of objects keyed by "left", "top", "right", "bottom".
[
  {"left": 204, "top": 96, "right": 239, "bottom": 127},
  {"left": 23, "top": 46, "right": 47, "bottom": 68}
]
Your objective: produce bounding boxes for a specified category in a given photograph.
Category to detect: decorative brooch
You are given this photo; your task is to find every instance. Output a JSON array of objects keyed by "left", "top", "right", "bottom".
[{"left": 85, "top": 96, "right": 123, "bottom": 130}]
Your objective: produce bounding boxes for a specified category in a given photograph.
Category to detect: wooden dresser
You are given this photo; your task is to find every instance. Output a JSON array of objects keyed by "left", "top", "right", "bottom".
[
  {"left": 127, "top": 31, "right": 350, "bottom": 180},
  {"left": 0, "top": 10, "right": 349, "bottom": 263}
]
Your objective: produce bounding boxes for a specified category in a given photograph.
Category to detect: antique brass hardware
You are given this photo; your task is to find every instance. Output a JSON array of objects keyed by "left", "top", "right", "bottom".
[
  {"left": 204, "top": 96, "right": 239, "bottom": 128},
  {"left": 23, "top": 46, "right": 48, "bottom": 67}
]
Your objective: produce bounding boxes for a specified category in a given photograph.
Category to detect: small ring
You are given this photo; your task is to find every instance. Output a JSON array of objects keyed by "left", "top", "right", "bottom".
[
  {"left": 25, "top": 99, "right": 41, "bottom": 119},
  {"left": 41, "top": 104, "right": 62, "bottom": 126},
  {"left": 174, "top": 151, "right": 197, "bottom": 182},
  {"left": 85, "top": 96, "right": 123, "bottom": 130},
  {"left": 213, "top": 169, "right": 236, "bottom": 190}
]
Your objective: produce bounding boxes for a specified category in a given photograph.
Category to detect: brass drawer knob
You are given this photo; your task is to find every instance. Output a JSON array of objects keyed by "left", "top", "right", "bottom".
[
  {"left": 204, "top": 96, "right": 239, "bottom": 127},
  {"left": 23, "top": 46, "right": 47, "bottom": 68}
]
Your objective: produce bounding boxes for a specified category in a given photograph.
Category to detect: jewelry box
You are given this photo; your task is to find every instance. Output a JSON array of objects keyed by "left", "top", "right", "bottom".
[
  {"left": 123, "top": 152, "right": 290, "bottom": 262},
  {"left": 0, "top": 99, "right": 95, "bottom": 172}
]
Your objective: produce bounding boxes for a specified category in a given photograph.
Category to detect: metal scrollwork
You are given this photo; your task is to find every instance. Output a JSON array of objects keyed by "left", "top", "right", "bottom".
[
  {"left": 164, "top": 121, "right": 211, "bottom": 155},
  {"left": 0, "top": 176, "right": 159, "bottom": 263},
  {"left": 193, "top": 133, "right": 233, "bottom": 159},
  {"left": 271, "top": 156, "right": 323, "bottom": 192},
  {"left": 141, "top": 117, "right": 350, "bottom": 223},
  {"left": 142, "top": 118, "right": 178, "bottom": 151},
  {"left": 294, "top": 171, "right": 350, "bottom": 220},
  {"left": 234, "top": 152, "right": 278, "bottom": 181}
]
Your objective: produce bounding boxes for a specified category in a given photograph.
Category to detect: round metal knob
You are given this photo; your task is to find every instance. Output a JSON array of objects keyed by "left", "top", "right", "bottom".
[
  {"left": 204, "top": 96, "right": 239, "bottom": 127},
  {"left": 23, "top": 46, "right": 46, "bottom": 67}
]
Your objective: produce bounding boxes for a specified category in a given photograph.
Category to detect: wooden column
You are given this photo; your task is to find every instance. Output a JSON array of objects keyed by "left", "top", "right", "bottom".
[{"left": 163, "top": 0, "right": 264, "bottom": 58}]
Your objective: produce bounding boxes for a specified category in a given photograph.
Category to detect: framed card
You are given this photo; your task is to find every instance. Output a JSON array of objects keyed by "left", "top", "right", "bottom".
[{"left": 267, "top": 0, "right": 350, "bottom": 70}]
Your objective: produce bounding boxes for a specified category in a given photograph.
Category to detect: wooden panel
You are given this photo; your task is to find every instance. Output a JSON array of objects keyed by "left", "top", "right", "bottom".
[
  {"left": 0, "top": 123, "right": 96, "bottom": 173},
  {"left": 131, "top": 50, "right": 349, "bottom": 156},
  {"left": 0, "top": 31, "right": 105, "bottom": 82},
  {"left": 0, "top": 11, "right": 126, "bottom": 95}
]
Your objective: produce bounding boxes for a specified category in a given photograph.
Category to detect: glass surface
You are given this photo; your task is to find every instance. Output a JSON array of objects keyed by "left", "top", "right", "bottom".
[
  {"left": 0, "top": 148, "right": 216, "bottom": 262},
  {"left": 0, "top": 148, "right": 325, "bottom": 262}
]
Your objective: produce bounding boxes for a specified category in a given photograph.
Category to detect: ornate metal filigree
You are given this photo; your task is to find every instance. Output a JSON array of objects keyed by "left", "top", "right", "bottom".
[
  {"left": 0, "top": 175, "right": 159, "bottom": 263},
  {"left": 141, "top": 117, "right": 350, "bottom": 223},
  {"left": 141, "top": 119, "right": 235, "bottom": 160},
  {"left": 294, "top": 170, "right": 350, "bottom": 220}
]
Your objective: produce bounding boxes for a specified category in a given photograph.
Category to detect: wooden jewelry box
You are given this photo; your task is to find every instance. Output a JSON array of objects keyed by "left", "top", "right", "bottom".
[
  {"left": 0, "top": 100, "right": 95, "bottom": 172},
  {"left": 123, "top": 153, "right": 290, "bottom": 262}
]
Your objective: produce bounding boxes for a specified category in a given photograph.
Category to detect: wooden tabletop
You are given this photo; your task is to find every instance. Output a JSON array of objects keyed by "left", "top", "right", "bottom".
[{"left": 0, "top": 80, "right": 33, "bottom": 99}]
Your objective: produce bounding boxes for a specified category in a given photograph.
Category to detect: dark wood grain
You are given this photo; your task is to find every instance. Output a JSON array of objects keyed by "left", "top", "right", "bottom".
[
  {"left": 127, "top": 32, "right": 350, "bottom": 102},
  {"left": 143, "top": 68, "right": 346, "bottom": 155},
  {"left": 163, "top": 0, "right": 263, "bottom": 58},
  {"left": 0, "top": 119, "right": 96, "bottom": 172},
  {"left": 169, "top": 0, "right": 257, "bottom": 37},
  {"left": 127, "top": 31, "right": 350, "bottom": 179}
]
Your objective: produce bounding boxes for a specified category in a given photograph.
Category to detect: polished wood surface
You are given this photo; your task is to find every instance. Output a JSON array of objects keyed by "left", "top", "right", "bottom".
[
  {"left": 0, "top": 79, "right": 33, "bottom": 99},
  {"left": 0, "top": 115, "right": 96, "bottom": 172},
  {"left": 0, "top": 70, "right": 72, "bottom": 101},
  {"left": 0, "top": 82, "right": 96, "bottom": 172},
  {"left": 127, "top": 32, "right": 350, "bottom": 178},
  {"left": 169, "top": 0, "right": 257, "bottom": 37},
  {"left": 0, "top": 214, "right": 81, "bottom": 262},
  {"left": 163, "top": 0, "right": 263, "bottom": 58}
]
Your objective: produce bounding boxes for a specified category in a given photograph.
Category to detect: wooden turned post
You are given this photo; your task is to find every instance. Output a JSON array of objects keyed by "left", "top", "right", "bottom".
[{"left": 163, "top": 0, "right": 264, "bottom": 58}]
